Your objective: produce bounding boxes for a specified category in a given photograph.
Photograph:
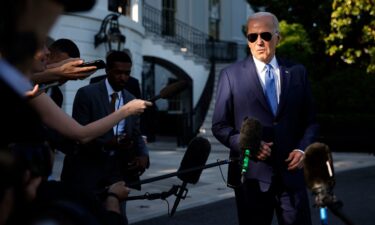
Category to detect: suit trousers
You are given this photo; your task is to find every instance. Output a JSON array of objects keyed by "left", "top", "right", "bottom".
[{"left": 234, "top": 177, "right": 312, "bottom": 225}]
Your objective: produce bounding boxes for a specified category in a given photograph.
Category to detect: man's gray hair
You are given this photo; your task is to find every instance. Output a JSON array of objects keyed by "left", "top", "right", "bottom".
[{"left": 247, "top": 12, "right": 280, "bottom": 33}]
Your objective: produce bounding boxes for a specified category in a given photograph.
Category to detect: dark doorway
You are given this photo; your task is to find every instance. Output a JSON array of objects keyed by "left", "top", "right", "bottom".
[{"left": 142, "top": 56, "right": 193, "bottom": 147}]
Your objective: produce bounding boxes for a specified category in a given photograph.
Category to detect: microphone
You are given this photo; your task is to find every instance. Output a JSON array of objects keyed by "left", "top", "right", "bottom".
[
  {"left": 148, "top": 80, "right": 188, "bottom": 102},
  {"left": 304, "top": 142, "right": 334, "bottom": 225},
  {"left": 304, "top": 143, "right": 356, "bottom": 225},
  {"left": 177, "top": 137, "right": 211, "bottom": 184},
  {"left": 304, "top": 142, "right": 335, "bottom": 203},
  {"left": 239, "top": 117, "right": 262, "bottom": 182},
  {"left": 170, "top": 137, "right": 211, "bottom": 216},
  {"left": 125, "top": 137, "right": 232, "bottom": 216}
]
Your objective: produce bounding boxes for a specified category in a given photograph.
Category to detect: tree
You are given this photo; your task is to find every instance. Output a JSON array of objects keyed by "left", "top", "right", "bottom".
[
  {"left": 246, "top": 0, "right": 333, "bottom": 78},
  {"left": 247, "top": 0, "right": 333, "bottom": 53},
  {"left": 325, "top": 0, "right": 375, "bottom": 73},
  {"left": 277, "top": 21, "right": 313, "bottom": 66}
]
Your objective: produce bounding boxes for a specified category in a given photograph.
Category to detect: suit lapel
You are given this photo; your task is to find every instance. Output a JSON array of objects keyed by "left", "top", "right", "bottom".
[
  {"left": 243, "top": 57, "right": 272, "bottom": 114},
  {"left": 98, "top": 80, "right": 111, "bottom": 117},
  {"left": 276, "top": 59, "right": 291, "bottom": 116}
]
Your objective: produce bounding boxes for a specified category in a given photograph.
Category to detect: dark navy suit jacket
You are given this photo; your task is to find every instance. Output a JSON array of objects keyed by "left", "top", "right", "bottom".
[
  {"left": 61, "top": 79, "right": 148, "bottom": 190},
  {"left": 212, "top": 56, "right": 319, "bottom": 189}
]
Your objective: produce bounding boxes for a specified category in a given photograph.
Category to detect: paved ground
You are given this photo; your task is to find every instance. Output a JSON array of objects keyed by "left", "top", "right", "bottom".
[
  {"left": 50, "top": 138, "right": 375, "bottom": 225},
  {"left": 132, "top": 165, "right": 375, "bottom": 225}
]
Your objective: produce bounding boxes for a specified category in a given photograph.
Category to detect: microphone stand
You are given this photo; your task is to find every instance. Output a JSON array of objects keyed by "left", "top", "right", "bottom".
[
  {"left": 127, "top": 159, "right": 230, "bottom": 188},
  {"left": 312, "top": 186, "right": 355, "bottom": 225},
  {"left": 323, "top": 198, "right": 355, "bottom": 225},
  {"left": 125, "top": 159, "right": 230, "bottom": 216},
  {"left": 126, "top": 185, "right": 180, "bottom": 201},
  {"left": 170, "top": 181, "right": 188, "bottom": 216}
]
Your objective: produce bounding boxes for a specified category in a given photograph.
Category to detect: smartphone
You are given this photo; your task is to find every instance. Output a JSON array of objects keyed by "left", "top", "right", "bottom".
[
  {"left": 79, "top": 60, "right": 106, "bottom": 69},
  {"left": 38, "top": 82, "right": 60, "bottom": 92}
]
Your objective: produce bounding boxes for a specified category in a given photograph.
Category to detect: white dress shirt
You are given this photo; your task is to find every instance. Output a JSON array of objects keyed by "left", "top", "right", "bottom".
[
  {"left": 105, "top": 78, "right": 126, "bottom": 134},
  {"left": 252, "top": 56, "right": 281, "bottom": 103}
]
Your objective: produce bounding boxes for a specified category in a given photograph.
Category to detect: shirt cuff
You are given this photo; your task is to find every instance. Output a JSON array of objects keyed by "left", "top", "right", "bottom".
[{"left": 293, "top": 149, "right": 304, "bottom": 154}]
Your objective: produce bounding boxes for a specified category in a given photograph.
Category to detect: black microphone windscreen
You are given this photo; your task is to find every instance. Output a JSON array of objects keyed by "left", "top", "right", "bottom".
[
  {"left": 148, "top": 94, "right": 161, "bottom": 102},
  {"left": 304, "top": 142, "right": 335, "bottom": 191},
  {"left": 239, "top": 117, "right": 262, "bottom": 157},
  {"left": 177, "top": 137, "right": 211, "bottom": 184},
  {"left": 159, "top": 80, "right": 188, "bottom": 99}
]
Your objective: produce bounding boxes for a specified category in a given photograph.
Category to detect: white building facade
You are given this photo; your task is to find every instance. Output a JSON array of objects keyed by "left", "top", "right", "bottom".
[{"left": 50, "top": 0, "right": 252, "bottom": 144}]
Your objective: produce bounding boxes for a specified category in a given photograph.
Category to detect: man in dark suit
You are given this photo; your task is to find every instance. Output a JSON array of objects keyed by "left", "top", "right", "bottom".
[
  {"left": 45, "top": 38, "right": 82, "bottom": 107},
  {"left": 90, "top": 58, "right": 154, "bottom": 143},
  {"left": 211, "top": 12, "right": 319, "bottom": 225},
  {"left": 61, "top": 50, "right": 149, "bottom": 191}
]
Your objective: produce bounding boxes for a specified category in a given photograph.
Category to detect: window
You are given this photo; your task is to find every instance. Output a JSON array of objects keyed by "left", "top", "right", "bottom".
[
  {"left": 162, "top": 0, "right": 176, "bottom": 36},
  {"left": 209, "top": 0, "right": 220, "bottom": 40},
  {"left": 108, "top": 0, "right": 131, "bottom": 16}
]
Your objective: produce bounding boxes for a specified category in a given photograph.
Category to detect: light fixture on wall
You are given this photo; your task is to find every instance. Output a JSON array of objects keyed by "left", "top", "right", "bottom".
[{"left": 94, "top": 13, "right": 126, "bottom": 52}]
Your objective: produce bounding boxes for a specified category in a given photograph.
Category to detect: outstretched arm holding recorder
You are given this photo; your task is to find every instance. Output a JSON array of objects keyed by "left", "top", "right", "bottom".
[
  {"left": 32, "top": 58, "right": 97, "bottom": 84},
  {"left": 29, "top": 92, "right": 152, "bottom": 144}
]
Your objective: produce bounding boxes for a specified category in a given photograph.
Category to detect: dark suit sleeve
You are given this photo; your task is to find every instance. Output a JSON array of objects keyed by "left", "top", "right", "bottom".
[
  {"left": 211, "top": 69, "right": 241, "bottom": 154},
  {"left": 133, "top": 115, "right": 149, "bottom": 157},
  {"left": 89, "top": 75, "right": 106, "bottom": 84},
  {"left": 124, "top": 77, "right": 142, "bottom": 99},
  {"left": 298, "top": 68, "right": 319, "bottom": 151},
  {"left": 50, "top": 86, "right": 63, "bottom": 108},
  {"left": 72, "top": 88, "right": 92, "bottom": 126},
  {"left": 123, "top": 91, "right": 149, "bottom": 158},
  {"left": 131, "top": 78, "right": 141, "bottom": 99},
  {"left": 72, "top": 87, "right": 108, "bottom": 147}
]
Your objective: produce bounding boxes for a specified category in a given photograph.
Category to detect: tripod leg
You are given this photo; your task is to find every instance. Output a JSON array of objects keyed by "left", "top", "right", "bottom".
[
  {"left": 327, "top": 201, "right": 356, "bottom": 225},
  {"left": 170, "top": 181, "right": 188, "bottom": 216}
]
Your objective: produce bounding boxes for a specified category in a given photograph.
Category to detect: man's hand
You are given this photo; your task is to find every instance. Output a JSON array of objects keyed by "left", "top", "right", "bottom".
[
  {"left": 256, "top": 141, "right": 272, "bottom": 161},
  {"left": 122, "top": 99, "right": 152, "bottom": 116},
  {"left": 107, "top": 181, "right": 130, "bottom": 201},
  {"left": 285, "top": 150, "right": 304, "bottom": 171},
  {"left": 105, "top": 181, "right": 130, "bottom": 214},
  {"left": 46, "top": 58, "right": 97, "bottom": 81}
]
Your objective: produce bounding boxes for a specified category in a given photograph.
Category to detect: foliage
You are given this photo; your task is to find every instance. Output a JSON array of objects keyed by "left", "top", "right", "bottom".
[
  {"left": 312, "top": 67, "right": 375, "bottom": 114},
  {"left": 241, "top": 19, "right": 314, "bottom": 67},
  {"left": 276, "top": 21, "right": 313, "bottom": 65},
  {"left": 246, "top": 0, "right": 334, "bottom": 80},
  {"left": 247, "top": 0, "right": 333, "bottom": 53},
  {"left": 325, "top": 0, "right": 375, "bottom": 73}
]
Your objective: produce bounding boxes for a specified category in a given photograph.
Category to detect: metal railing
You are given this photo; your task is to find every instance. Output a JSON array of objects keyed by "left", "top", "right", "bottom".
[
  {"left": 142, "top": 3, "right": 239, "bottom": 62},
  {"left": 142, "top": 3, "right": 246, "bottom": 139}
]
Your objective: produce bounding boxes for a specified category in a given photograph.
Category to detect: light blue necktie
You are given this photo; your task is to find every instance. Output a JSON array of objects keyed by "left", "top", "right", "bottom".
[{"left": 265, "top": 64, "right": 278, "bottom": 115}]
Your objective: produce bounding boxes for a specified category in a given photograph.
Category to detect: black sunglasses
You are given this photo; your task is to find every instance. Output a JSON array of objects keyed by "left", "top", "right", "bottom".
[{"left": 247, "top": 32, "right": 274, "bottom": 43}]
